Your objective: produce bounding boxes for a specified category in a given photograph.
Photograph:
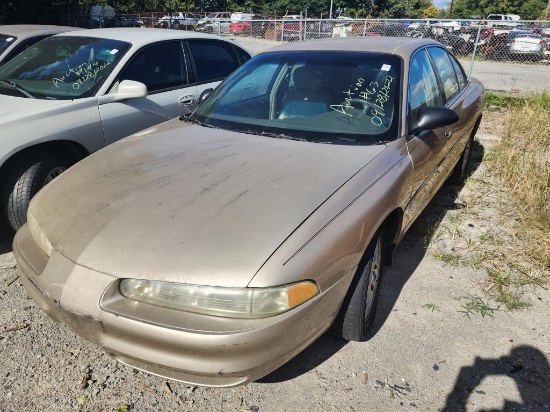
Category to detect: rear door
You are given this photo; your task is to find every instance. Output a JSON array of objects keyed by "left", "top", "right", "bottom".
[
  {"left": 186, "top": 39, "right": 251, "bottom": 99},
  {"left": 404, "top": 46, "right": 480, "bottom": 228}
]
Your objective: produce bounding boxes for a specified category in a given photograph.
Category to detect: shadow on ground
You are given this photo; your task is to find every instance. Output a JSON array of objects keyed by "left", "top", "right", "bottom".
[
  {"left": 0, "top": 218, "right": 14, "bottom": 255},
  {"left": 444, "top": 345, "right": 550, "bottom": 411}
]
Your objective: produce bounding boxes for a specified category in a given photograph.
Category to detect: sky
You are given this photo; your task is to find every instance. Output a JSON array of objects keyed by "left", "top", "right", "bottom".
[{"left": 433, "top": 0, "right": 451, "bottom": 9}]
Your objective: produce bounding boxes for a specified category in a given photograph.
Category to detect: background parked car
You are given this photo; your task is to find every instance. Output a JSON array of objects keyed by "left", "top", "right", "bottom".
[
  {"left": 157, "top": 12, "right": 199, "bottom": 29},
  {"left": 229, "top": 15, "right": 269, "bottom": 36},
  {"left": 0, "top": 28, "right": 251, "bottom": 232},
  {"left": 195, "top": 12, "right": 231, "bottom": 34},
  {"left": 115, "top": 16, "right": 143, "bottom": 28},
  {"left": 0, "top": 25, "right": 81, "bottom": 66},
  {"left": 506, "top": 30, "right": 546, "bottom": 60}
]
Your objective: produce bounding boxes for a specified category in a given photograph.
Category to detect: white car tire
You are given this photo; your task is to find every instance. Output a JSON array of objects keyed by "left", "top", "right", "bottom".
[{"left": 3, "top": 153, "right": 71, "bottom": 232}]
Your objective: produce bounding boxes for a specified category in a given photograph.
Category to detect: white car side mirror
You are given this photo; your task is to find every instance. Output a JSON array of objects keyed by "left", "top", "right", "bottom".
[{"left": 98, "top": 80, "right": 148, "bottom": 105}]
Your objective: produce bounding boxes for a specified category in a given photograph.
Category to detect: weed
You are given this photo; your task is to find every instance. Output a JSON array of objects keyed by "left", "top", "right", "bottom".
[
  {"left": 77, "top": 395, "right": 89, "bottom": 405},
  {"left": 422, "top": 303, "right": 441, "bottom": 312},
  {"left": 456, "top": 295, "right": 501, "bottom": 319},
  {"left": 486, "top": 267, "right": 532, "bottom": 310},
  {"left": 118, "top": 404, "right": 130, "bottom": 412},
  {"left": 430, "top": 251, "right": 461, "bottom": 266}
]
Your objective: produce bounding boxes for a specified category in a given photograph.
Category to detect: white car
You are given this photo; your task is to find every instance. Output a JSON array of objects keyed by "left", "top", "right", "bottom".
[
  {"left": 507, "top": 31, "right": 545, "bottom": 59},
  {"left": 196, "top": 12, "right": 232, "bottom": 34},
  {"left": 0, "top": 25, "right": 82, "bottom": 66},
  {"left": 0, "top": 28, "right": 251, "bottom": 231}
]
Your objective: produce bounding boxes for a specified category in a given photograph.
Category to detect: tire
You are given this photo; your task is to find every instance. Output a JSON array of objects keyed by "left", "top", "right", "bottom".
[
  {"left": 335, "top": 229, "right": 385, "bottom": 342},
  {"left": 2, "top": 153, "right": 72, "bottom": 232},
  {"left": 449, "top": 117, "right": 481, "bottom": 184}
]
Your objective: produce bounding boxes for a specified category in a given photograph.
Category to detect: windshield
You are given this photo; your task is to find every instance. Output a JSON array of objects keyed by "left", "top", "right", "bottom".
[
  {"left": 0, "top": 34, "right": 17, "bottom": 55},
  {"left": 191, "top": 51, "right": 402, "bottom": 145},
  {"left": 0, "top": 36, "right": 130, "bottom": 100}
]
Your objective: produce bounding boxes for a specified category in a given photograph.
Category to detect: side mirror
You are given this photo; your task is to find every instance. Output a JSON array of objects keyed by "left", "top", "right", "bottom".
[
  {"left": 198, "top": 88, "right": 214, "bottom": 105},
  {"left": 408, "top": 106, "right": 459, "bottom": 135},
  {"left": 98, "top": 80, "right": 148, "bottom": 105}
]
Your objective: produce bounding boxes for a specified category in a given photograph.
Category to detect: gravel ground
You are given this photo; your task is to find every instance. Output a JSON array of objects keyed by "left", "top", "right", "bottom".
[{"left": 1, "top": 110, "right": 549, "bottom": 411}]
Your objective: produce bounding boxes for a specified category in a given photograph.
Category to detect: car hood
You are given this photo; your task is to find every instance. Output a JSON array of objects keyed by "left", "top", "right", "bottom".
[
  {"left": 33, "top": 120, "right": 385, "bottom": 287},
  {"left": 0, "top": 94, "right": 69, "bottom": 123}
]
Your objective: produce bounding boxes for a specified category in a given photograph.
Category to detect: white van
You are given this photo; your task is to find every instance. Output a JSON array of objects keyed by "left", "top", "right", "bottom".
[{"left": 486, "top": 14, "right": 522, "bottom": 28}]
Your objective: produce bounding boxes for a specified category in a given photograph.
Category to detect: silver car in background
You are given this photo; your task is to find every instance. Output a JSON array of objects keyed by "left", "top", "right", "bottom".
[
  {"left": 0, "top": 28, "right": 251, "bottom": 232},
  {"left": 506, "top": 30, "right": 546, "bottom": 60},
  {"left": 0, "top": 25, "right": 81, "bottom": 66}
]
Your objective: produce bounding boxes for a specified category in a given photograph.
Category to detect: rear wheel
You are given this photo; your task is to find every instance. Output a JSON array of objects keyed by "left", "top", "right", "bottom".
[
  {"left": 449, "top": 117, "right": 480, "bottom": 184},
  {"left": 2, "top": 153, "right": 72, "bottom": 232},
  {"left": 334, "top": 230, "right": 385, "bottom": 342}
]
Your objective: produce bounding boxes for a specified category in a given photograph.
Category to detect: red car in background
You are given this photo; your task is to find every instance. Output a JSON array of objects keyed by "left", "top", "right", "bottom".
[{"left": 229, "top": 15, "right": 269, "bottom": 36}]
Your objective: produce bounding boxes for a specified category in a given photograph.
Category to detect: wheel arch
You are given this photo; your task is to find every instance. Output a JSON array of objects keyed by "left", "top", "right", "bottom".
[
  {"left": 0, "top": 140, "right": 90, "bottom": 182},
  {"left": 380, "top": 207, "right": 404, "bottom": 266}
]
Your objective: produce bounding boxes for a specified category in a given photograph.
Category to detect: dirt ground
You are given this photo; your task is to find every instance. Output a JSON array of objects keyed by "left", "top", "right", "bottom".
[{"left": 1, "top": 111, "right": 549, "bottom": 411}]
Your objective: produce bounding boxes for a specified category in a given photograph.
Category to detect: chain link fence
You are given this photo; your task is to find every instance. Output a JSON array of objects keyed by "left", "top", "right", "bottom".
[{"left": 50, "top": 14, "right": 550, "bottom": 92}]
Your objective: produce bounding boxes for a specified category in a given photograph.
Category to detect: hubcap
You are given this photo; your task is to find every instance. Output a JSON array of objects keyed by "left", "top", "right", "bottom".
[
  {"left": 364, "top": 237, "right": 382, "bottom": 320},
  {"left": 43, "top": 166, "right": 67, "bottom": 186}
]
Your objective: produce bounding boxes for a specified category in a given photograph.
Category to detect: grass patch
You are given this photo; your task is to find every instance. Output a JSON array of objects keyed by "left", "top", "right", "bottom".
[
  {"left": 430, "top": 250, "right": 461, "bottom": 266},
  {"left": 424, "top": 92, "right": 549, "bottom": 311},
  {"left": 489, "top": 92, "right": 550, "bottom": 277},
  {"left": 485, "top": 91, "right": 512, "bottom": 108},
  {"left": 467, "top": 92, "right": 550, "bottom": 309}
]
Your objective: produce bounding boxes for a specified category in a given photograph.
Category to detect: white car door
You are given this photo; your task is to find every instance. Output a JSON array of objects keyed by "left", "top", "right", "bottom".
[
  {"left": 99, "top": 39, "right": 251, "bottom": 146},
  {"left": 99, "top": 40, "right": 199, "bottom": 146}
]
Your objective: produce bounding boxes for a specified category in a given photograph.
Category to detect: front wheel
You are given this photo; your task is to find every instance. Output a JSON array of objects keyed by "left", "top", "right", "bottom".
[
  {"left": 2, "top": 153, "right": 72, "bottom": 232},
  {"left": 335, "top": 230, "right": 385, "bottom": 342}
]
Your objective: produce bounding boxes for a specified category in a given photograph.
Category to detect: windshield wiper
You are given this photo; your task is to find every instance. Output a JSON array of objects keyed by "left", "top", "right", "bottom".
[
  {"left": 179, "top": 115, "right": 217, "bottom": 128},
  {"left": 242, "top": 130, "right": 308, "bottom": 142},
  {"left": 0, "top": 80, "right": 35, "bottom": 99}
]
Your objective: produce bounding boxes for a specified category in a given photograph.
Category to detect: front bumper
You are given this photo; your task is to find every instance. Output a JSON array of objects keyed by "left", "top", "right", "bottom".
[{"left": 13, "top": 224, "right": 353, "bottom": 387}]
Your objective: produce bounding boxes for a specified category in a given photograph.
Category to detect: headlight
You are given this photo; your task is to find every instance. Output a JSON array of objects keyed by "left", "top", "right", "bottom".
[
  {"left": 119, "top": 279, "right": 319, "bottom": 318},
  {"left": 27, "top": 202, "right": 53, "bottom": 257}
]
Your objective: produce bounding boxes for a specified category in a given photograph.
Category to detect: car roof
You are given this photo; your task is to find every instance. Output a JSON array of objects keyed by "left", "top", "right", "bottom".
[
  {"left": 53, "top": 27, "right": 234, "bottom": 46},
  {"left": 263, "top": 36, "right": 441, "bottom": 56},
  {"left": 0, "top": 24, "right": 81, "bottom": 39}
]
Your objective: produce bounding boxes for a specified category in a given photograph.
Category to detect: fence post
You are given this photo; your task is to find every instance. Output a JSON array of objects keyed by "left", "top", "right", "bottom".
[
  {"left": 363, "top": 19, "right": 367, "bottom": 36},
  {"left": 468, "top": 25, "right": 482, "bottom": 78}
]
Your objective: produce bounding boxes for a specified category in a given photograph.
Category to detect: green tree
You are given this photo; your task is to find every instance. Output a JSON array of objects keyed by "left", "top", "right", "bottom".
[
  {"left": 422, "top": 4, "right": 438, "bottom": 17},
  {"left": 519, "top": 0, "right": 547, "bottom": 19}
]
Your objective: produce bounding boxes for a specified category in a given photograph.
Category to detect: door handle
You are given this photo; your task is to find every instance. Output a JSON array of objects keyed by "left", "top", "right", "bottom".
[
  {"left": 179, "top": 95, "right": 197, "bottom": 106},
  {"left": 444, "top": 128, "right": 452, "bottom": 139}
]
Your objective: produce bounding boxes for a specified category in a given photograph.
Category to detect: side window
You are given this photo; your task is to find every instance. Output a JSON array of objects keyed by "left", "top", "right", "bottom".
[
  {"left": 188, "top": 40, "right": 240, "bottom": 83},
  {"left": 118, "top": 41, "right": 187, "bottom": 93},
  {"left": 449, "top": 54, "right": 467, "bottom": 90},
  {"left": 235, "top": 46, "right": 252, "bottom": 64},
  {"left": 427, "top": 47, "right": 460, "bottom": 102},
  {"left": 408, "top": 49, "right": 442, "bottom": 118}
]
